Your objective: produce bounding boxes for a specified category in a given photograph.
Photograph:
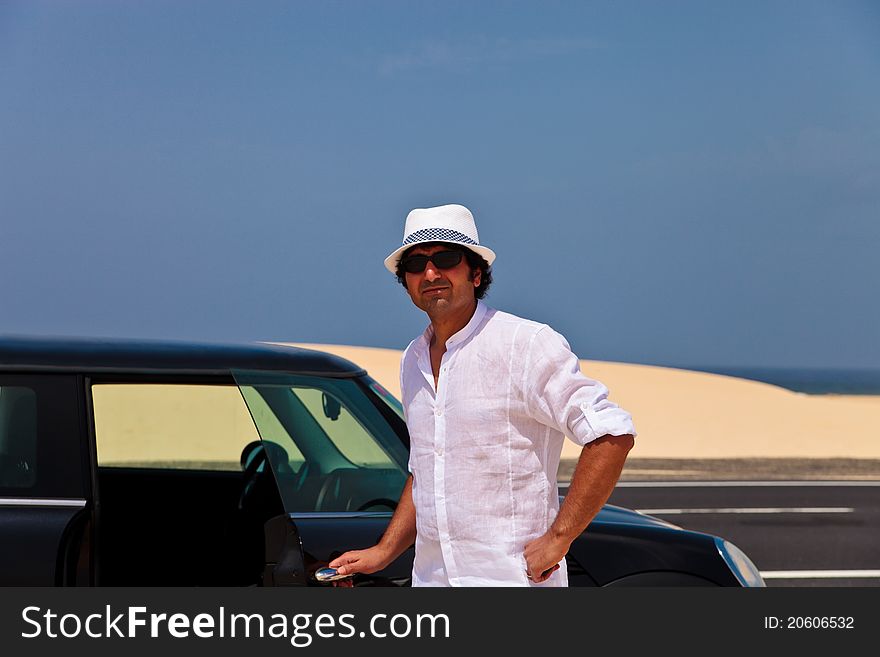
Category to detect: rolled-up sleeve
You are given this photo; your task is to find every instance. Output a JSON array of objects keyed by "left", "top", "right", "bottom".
[{"left": 524, "top": 326, "right": 637, "bottom": 445}]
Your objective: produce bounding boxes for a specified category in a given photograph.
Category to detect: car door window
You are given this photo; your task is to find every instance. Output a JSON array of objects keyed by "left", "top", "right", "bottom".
[
  {"left": 91, "top": 383, "right": 305, "bottom": 470},
  {"left": 0, "top": 386, "right": 37, "bottom": 488},
  {"left": 0, "top": 375, "right": 84, "bottom": 498},
  {"left": 91, "top": 381, "right": 298, "bottom": 586},
  {"left": 233, "top": 371, "right": 408, "bottom": 514}
]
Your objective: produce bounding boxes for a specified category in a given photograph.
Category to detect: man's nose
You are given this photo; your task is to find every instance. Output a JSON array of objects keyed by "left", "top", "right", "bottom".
[{"left": 424, "top": 260, "right": 443, "bottom": 281}]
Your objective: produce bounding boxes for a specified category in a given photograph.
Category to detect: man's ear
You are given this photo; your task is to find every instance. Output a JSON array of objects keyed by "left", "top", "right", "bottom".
[{"left": 471, "top": 268, "right": 481, "bottom": 287}]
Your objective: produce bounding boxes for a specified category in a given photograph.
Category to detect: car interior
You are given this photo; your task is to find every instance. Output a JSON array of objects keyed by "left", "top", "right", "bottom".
[
  {"left": 95, "top": 449, "right": 402, "bottom": 585},
  {"left": 92, "top": 380, "right": 406, "bottom": 586}
]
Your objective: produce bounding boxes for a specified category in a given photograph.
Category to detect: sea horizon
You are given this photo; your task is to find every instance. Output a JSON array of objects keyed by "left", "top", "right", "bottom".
[{"left": 677, "top": 366, "right": 880, "bottom": 395}]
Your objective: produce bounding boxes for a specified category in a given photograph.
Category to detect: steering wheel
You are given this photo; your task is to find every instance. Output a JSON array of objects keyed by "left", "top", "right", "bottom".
[
  {"left": 237, "top": 442, "right": 269, "bottom": 512},
  {"left": 314, "top": 470, "right": 345, "bottom": 512},
  {"left": 315, "top": 470, "right": 401, "bottom": 512},
  {"left": 237, "top": 441, "right": 290, "bottom": 513}
]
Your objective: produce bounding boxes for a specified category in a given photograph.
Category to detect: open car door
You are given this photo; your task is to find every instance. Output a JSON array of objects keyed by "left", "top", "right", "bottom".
[{"left": 232, "top": 370, "right": 412, "bottom": 586}]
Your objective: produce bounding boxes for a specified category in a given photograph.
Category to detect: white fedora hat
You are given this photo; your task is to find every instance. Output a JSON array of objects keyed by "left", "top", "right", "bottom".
[{"left": 384, "top": 204, "right": 497, "bottom": 274}]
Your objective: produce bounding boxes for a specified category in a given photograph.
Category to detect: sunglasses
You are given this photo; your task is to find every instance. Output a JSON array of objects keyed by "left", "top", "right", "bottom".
[{"left": 400, "top": 250, "right": 464, "bottom": 274}]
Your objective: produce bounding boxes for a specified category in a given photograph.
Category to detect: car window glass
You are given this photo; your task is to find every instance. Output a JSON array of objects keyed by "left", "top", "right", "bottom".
[
  {"left": 365, "top": 378, "right": 405, "bottom": 421},
  {"left": 234, "top": 371, "right": 408, "bottom": 514},
  {"left": 0, "top": 386, "right": 37, "bottom": 488},
  {"left": 289, "top": 387, "right": 394, "bottom": 467},
  {"left": 91, "top": 383, "right": 306, "bottom": 470}
]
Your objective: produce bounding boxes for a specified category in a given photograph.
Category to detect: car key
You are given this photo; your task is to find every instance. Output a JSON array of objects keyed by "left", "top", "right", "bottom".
[{"left": 314, "top": 567, "right": 353, "bottom": 583}]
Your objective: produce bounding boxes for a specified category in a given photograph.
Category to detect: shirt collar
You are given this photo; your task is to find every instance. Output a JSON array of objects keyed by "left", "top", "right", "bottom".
[{"left": 418, "top": 300, "right": 489, "bottom": 352}]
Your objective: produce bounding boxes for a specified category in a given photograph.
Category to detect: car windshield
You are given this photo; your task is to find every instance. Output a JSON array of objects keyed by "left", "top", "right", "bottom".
[
  {"left": 364, "top": 376, "right": 405, "bottom": 421},
  {"left": 232, "top": 370, "right": 408, "bottom": 514}
]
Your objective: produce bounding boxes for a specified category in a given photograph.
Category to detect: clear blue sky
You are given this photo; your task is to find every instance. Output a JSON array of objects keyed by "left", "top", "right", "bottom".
[{"left": 2, "top": 1, "right": 878, "bottom": 369}]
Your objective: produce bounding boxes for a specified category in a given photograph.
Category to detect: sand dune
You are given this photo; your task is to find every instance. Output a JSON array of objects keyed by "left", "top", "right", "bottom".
[{"left": 289, "top": 343, "right": 880, "bottom": 460}]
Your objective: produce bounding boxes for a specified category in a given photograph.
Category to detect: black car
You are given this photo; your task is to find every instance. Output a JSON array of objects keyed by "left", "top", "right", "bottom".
[{"left": 0, "top": 335, "right": 763, "bottom": 587}]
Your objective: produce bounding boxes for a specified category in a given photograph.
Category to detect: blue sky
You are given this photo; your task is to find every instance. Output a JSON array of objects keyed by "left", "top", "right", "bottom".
[{"left": 1, "top": 1, "right": 878, "bottom": 369}]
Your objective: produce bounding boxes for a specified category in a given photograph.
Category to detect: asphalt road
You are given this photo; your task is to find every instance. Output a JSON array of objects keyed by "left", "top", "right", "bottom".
[
  {"left": 560, "top": 459, "right": 880, "bottom": 587},
  {"left": 608, "top": 481, "right": 880, "bottom": 587}
]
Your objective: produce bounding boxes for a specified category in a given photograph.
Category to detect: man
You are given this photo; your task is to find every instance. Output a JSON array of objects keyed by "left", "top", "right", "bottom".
[{"left": 330, "top": 203, "right": 635, "bottom": 586}]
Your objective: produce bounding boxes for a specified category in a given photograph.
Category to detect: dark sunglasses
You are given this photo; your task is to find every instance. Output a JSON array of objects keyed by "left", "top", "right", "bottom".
[{"left": 401, "top": 250, "right": 464, "bottom": 274}]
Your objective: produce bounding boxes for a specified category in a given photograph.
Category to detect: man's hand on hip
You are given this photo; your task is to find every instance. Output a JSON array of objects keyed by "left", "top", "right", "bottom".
[{"left": 523, "top": 532, "right": 568, "bottom": 583}]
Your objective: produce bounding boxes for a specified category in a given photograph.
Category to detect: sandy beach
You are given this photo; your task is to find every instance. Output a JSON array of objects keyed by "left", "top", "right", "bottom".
[{"left": 289, "top": 343, "right": 880, "bottom": 461}]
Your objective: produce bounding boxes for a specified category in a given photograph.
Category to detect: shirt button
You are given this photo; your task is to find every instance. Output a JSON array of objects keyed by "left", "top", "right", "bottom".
[
  {"left": 435, "top": 407, "right": 442, "bottom": 416},
  {"left": 436, "top": 447, "right": 444, "bottom": 456}
]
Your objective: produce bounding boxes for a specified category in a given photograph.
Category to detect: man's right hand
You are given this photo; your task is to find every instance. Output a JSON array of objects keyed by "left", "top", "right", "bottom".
[
  {"left": 329, "top": 546, "right": 390, "bottom": 577},
  {"left": 328, "top": 476, "right": 416, "bottom": 580}
]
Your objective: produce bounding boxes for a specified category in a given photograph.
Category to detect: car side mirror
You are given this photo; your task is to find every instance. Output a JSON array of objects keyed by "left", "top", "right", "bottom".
[{"left": 322, "top": 393, "right": 341, "bottom": 421}]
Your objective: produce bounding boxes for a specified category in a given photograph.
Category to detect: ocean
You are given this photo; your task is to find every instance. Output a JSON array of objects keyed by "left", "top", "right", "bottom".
[{"left": 684, "top": 367, "right": 880, "bottom": 395}]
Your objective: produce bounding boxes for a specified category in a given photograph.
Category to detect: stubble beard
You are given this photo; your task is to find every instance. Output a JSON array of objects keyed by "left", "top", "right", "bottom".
[{"left": 415, "top": 291, "right": 452, "bottom": 317}]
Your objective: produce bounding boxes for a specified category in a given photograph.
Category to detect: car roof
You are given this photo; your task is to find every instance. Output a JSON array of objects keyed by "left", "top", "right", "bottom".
[{"left": 0, "top": 335, "right": 366, "bottom": 377}]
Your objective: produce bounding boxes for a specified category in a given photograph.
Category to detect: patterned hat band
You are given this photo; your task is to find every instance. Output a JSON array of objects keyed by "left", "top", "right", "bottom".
[{"left": 402, "top": 228, "right": 479, "bottom": 246}]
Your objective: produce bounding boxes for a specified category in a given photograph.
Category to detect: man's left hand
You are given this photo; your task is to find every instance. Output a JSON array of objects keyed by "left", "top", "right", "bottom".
[{"left": 523, "top": 532, "right": 569, "bottom": 583}]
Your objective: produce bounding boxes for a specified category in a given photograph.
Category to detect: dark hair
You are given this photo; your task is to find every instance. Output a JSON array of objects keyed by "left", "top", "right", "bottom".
[{"left": 394, "top": 242, "right": 493, "bottom": 300}]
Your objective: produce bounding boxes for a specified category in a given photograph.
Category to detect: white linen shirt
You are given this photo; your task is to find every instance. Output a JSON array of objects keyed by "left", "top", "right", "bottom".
[{"left": 400, "top": 301, "right": 637, "bottom": 587}]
